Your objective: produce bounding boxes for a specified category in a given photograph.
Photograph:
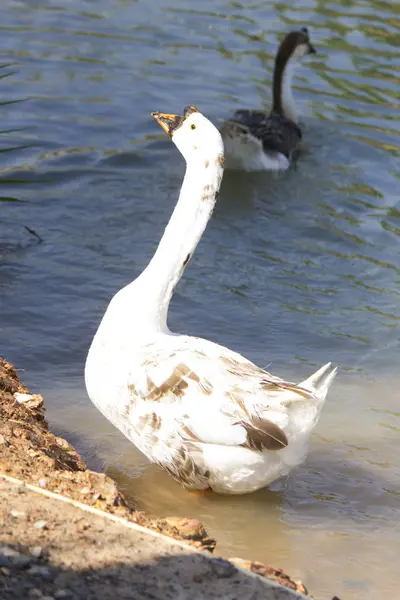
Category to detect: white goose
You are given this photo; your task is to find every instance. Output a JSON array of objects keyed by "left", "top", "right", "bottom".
[{"left": 85, "top": 105, "right": 336, "bottom": 495}]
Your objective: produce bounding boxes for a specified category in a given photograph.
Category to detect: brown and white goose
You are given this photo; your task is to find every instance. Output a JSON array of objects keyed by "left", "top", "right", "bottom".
[{"left": 85, "top": 106, "right": 336, "bottom": 495}]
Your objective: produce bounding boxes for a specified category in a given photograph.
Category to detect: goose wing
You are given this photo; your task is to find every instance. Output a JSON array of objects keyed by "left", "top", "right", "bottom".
[
  {"left": 126, "top": 336, "right": 314, "bottom": 453},
  {"left": 230, "top": 109, "right": 302, "bottom": 159}
]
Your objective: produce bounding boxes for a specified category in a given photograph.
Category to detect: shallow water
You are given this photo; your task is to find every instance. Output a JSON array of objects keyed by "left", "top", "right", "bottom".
[{"left": 1, "top": 0, "right": 400, "bottom": 597}]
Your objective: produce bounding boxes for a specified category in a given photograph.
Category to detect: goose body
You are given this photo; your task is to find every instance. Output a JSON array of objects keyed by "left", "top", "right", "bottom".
[
  {"left": 220, "top": 28, "right": 316, "bottom": 172},
  {"left": 85, "top": 106, "right": 336, "bottom": 495}
]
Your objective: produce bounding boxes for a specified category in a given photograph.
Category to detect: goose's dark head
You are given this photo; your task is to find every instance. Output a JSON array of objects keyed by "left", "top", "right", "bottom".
[{"left": 276, "top": 27, "right": 316, "bottom": 65}]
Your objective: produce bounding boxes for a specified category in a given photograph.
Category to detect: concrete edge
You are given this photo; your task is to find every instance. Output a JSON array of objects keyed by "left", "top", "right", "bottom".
[{"left": 0, "top": 471, "right": 310, "bottom": 599}]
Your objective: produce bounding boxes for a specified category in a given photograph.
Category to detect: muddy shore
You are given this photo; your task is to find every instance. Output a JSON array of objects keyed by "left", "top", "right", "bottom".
[{"left": 0, "top": 357, "right": 339, "bottom": 599}]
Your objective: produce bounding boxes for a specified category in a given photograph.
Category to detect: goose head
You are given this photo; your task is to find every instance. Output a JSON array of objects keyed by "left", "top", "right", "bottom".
[
  {"left": 152, "top": 105, "right": 224, "bottom": 166},
  {"left": 277, "top": 27, "right": 316, "bottom": 65}
]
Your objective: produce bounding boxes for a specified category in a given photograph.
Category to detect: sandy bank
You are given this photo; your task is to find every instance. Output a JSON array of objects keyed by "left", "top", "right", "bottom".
[{"left": 0, "top": 357, "right": 340, "bottom": 599}]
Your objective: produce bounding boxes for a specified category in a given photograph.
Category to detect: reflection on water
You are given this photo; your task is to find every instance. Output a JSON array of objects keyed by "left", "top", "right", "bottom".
[{"left": 1, "top": 0, "right": 399, "bottom": 598}]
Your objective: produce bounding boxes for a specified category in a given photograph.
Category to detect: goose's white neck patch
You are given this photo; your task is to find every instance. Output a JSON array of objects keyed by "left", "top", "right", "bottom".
[
  {"left": 280, "top": 43, "right": 309, "bottom": 123},
  {"left": 281, "top": 61, "right": 298, "bottom": 123}
]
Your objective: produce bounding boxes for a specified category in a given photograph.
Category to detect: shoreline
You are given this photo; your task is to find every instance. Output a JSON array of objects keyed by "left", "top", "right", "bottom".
[{"left": 0, "top": 356, "right": 339, "bottom": 599}]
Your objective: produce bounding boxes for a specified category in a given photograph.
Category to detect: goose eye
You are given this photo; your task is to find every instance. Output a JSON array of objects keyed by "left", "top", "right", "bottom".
[{"left": 191, "top": 124, "right": 196, "bottom": 130}]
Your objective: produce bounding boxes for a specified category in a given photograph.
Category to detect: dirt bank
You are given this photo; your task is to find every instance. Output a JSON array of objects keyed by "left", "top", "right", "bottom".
[{"left": 0, "top": 357, "right": 339, "bottom": 599}]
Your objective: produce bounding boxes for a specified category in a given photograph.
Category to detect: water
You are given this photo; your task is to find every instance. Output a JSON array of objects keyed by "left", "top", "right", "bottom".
[{"left": 1, "top": 0, "right": 399, "bottom": 597}]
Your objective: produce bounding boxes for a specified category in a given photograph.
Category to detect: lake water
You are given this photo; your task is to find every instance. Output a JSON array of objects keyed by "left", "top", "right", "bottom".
[{"left": 1, "top": 1, "right": 399, "bottom": 598}]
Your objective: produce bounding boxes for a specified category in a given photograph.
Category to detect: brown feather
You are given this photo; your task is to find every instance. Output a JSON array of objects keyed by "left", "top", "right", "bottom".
[
  {"left": 239, "top": 417, "right": 288, "bottom": 451},
  {"left": 262, "top": 379, "right": 313, "bottom": 399},
  {"left": 159, "top": 444, "right": 210, "bottom": 488},
  {"left": 144, "top": 363, "right": 208, "bottom": 402}
]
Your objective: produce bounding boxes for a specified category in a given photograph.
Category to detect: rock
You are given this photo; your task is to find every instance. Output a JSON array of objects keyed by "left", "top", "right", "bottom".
[
  {"left": 0, "top": 359, "right": 22, "bottom": 394},
  {"left": 0, "top": 556, "right": 11, "bottom": 567},
  {"left": 162, "top": 516, "right": 216, "bottom": 552},
  {"left": 28, "top": 589, "right": 43, "bottom": 598},
  {"left": 14, "top": 392, "right": 44, "bottom": 411},
  {"left": 12, "top": 554, "right": 33, "bottom": 568},
  {"left": 38, "top": 479, "right": 48, "bottom": 488},
  {"left": 87, "top": 471, "right": 127, "bottom": 508},
  {"left": 210, "top": 557, "right": 237, "bottom": 578},
  {"left": 0, "top": 433, "right": 9, "bottom": 445},
  {"left": 30, "top": 546, "right": 43, "bottom": 558},
  {"left": 10, "top": 509, "right": 26, "bottom": 518},
  {"left": 28, "top": 565, "right": 52, "bottom": 579},
  {"left": 54, "top": 590, "right": 72, "bottom": 599},
  {"left": 1, "top": 546, "right": 20, "bottom": 558},
  {"left": 14, "top": 392, "right": 34, "bottom": 403},
  {"left": 229, "top": 558, "right": 309, "bottom": 596},
  {"left": 33, "top": 520, "right": 48, "bottom": 530}
]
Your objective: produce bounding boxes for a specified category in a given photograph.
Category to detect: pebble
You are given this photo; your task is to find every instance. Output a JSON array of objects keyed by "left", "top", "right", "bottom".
[
  {"left": 34, "top": 520, "right": 48, "bottom": 530},
  {"left": 10, "top": 509, "right": 26, "bottom": 518},
  {"left": 30, "top": 545, "right": 43, "bottom": 558},
  {"left": 13, "top": 554, "right": 33, "bottom": 568},
  {"left": 1, "top": 547, "right": 20, "bottom": 558},
  {"left": 14, "top": 392, "right": 35, "bottom": 403},
  {"left": 38, "top": 479, "right": 48, "bottom": 489},
  {"left": 210, "top": 558, "right": 237, "bottom": 578},
  {"left": 28, "top": 565, "right": 52, "bottom": 579},
  {"left": 28, "top": 589, "right": 43, "bottom": 598},
  {"left": 54, "top": 590, "right": 72, "bottom": 599},
  {"left": 0, "top": 556, "right": 12, "bottom": 568}
]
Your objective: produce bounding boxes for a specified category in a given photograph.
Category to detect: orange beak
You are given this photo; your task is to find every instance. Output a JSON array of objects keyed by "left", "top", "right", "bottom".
[{"left": 151, "top": 112, "right": 184, "bottom": 136}]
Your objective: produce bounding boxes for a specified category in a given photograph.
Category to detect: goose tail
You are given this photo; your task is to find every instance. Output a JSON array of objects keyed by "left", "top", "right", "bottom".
[{"left": 299, "top": 362, "right": 337, "bottom": 404}]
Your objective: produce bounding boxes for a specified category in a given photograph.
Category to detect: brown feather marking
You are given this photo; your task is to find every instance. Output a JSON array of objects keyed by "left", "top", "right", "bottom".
[
  {"left": 151, "top": 412, "right": 162, "bottom": 430},
  {"left": 261, "top": 379, "right": 313, "bottom": 400},
  {"left": 239, "top": 417, "right": 288, "bottom": 451},
  {"left": 216, "top": 153, "right": 225, "bottom": 167},
  {"left": 138, "top": 412, "right": 162, "bottom": 431},
  {"left": 229, "top": 392, "right": 250, "bottom": 417},
  {"left": 145, "top": 363, "right": 206, "bottom": 402},
  {"left": 146, "top": 372, "right": 188, "bottom": 401},
  {"left": 181, "top": 424, "right": 200, "bottom": 441},
  {"left": 199, "top": 378, "right": 213, "bottom": 395},
  {"left": 220, "top": 355, "right": 239, "bottom": 369},
  {"left": 220, "top": 355, "right": 265, "bottom": 378},
  {"left": 160, "top": 443, "right": 210, "bottom": 487}
]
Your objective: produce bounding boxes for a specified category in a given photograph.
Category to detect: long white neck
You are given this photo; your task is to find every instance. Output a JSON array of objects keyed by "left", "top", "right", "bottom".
[
  {"left": 272, "top": 58, "right": 299, "bottom": 123},
  {"left": 124, "top": 156, "right": 223, "bottom": 332},
  {"left": 281, "top": 61, "right": 298, "bottom": 122}
]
